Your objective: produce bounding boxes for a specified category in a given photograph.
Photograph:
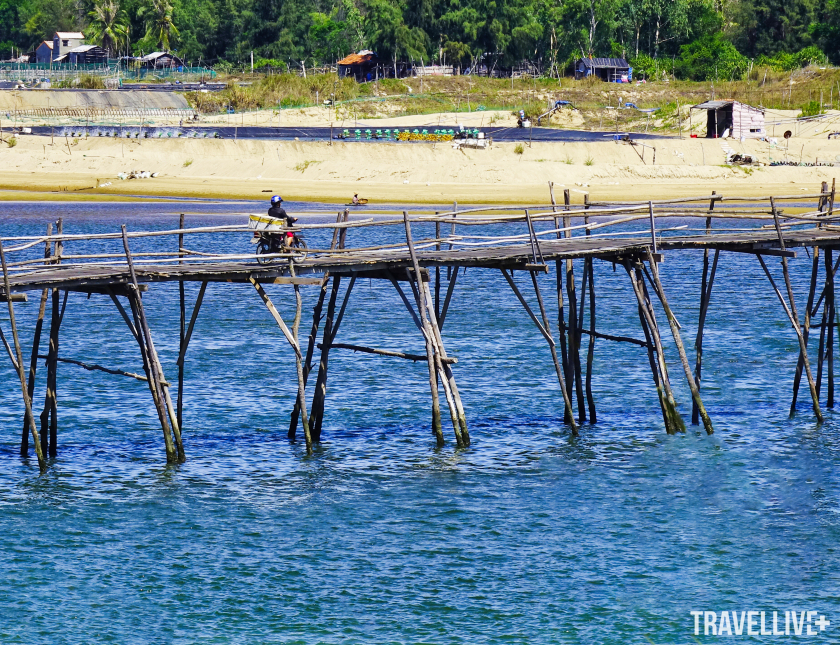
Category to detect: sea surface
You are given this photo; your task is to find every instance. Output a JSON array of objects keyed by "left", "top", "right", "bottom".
[{"left": 0, "top": 201, "right": 838, "bottom": 644}]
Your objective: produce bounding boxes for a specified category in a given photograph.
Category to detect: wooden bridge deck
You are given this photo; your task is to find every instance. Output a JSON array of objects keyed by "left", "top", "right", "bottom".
[
  {"left": 5, "top": 185, "right": 840, "bottom": 471},
  {"left": 6, "top": 227, "right": 840, "bottom": 293}
]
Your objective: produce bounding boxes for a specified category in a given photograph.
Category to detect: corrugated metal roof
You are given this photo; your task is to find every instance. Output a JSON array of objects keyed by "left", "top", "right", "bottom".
[
  {"left": 69, "top": 45, "right": 98, "bottom": 53},
  {"left": 692, "top": 100, "right": 764, "bottom": 112},
  {"left": 578, "top": 58, "right": 629, "bottom": 68}
]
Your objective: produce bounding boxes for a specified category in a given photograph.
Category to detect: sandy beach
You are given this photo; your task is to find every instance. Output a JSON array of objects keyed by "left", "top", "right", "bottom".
[{"left": 2, "top": 108, "right": 840, "bottom": 204}]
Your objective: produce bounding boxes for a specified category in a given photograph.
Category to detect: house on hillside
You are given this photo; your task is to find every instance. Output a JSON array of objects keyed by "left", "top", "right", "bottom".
[
  {"left": 338, "top": 51, "right": 379, "bottom": 82},
  {"left": 574, "top": 57, "right": 632, "bottom": 82},
  {"left": 137, "top": 51, "right": 184, "bottom": 69},
  {"left": 689, "top": 100, "right": 765, "bottom": 139},
  {"left": 35, "top": 41, "right": 53, "bottom": 63},
  {"left": 52, "top": 32, "right": 85, "bottom": 61}
]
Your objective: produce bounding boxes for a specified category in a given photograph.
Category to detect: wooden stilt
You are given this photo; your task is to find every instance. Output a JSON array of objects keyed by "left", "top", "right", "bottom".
[
  {"left": 757, "top": 253, "right": 823, "bottom": 422},
  {"left": 438, "top": 265, "right": 459, "bottom": 331},
  {"left": 625, "top": 259, "right": 684, "bottom": 433},
  {"left": 816, "top": 294, "right": 828, "bottom": 398},
  {"left": 39, "top": 219, "right": 64, "bottom": 458},
  {"left": 633, "top": 277, "right": 672, "bottom": 432},
  {"left": 309, "top": 276, "right": 341, "bottom": 441},
  {"left": 693, "top": 192, "right": 716, "bottom": 425},
  {"left": 249, "top": 276, "right": 312, "bottom": 452},
  {"left": 563, "top": 189, "right": 585, "bottom": 422},
  {"left": 41, "top": 287, "right": 62, "bottom": 457},
  {"left": 392, "top": 274, "right": 444, "bottom": 446},
  {"left": 310, "top": 274, "right": 355, "bottom": 442},
  {"left": 403, "top": 213, "right": 446, "bottom": 446},
  {"left": 827, "top": 247, "right": 835, "bottom": 407},
  {"left": 422, "top": 280, "right": 469, "bottom": 445},
  {"left": 121, "top": 226, "right": 180, "bottom": 463},
  {"left": 288, "top": 263, "right": 312, "bottom": 448},
  {"left": 435, "top": 217, "right": 441, "bottom": 321},
  {"left": 550, "top": 188, "right": 572, "bottom": 423},
  {"left": 791, "top": 246, "right": 821, "bottom": 414},
  {"left": 22, "top": 223, "right": 52, "bottom": 456},
  {"left": 770, "top": 197, "right": 823, "bottom": 422},
  {"left": 585, "top": 258, "right": 596, "bottom": 423},
  {"left": 178, "top": 213, "right": 185, "bottom": 431},
  {"left": 647, "top": 251, "right": 714, "bottom": 435},
  {"left": 501, "top": 268, "right": 577, "bottom": 435},
  {"left": 0, "top": 239, "right": 46, "bottom": 469},
  {"left": 291, "top": 210, "right": 347, "bottom": 435}
]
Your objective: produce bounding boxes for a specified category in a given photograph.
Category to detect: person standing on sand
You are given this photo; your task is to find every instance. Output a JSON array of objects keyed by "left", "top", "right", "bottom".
[{"left": 352, "top": 193, "right": 359, "bottom": 205}]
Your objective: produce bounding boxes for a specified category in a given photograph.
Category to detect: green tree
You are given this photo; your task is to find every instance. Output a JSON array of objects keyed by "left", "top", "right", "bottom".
[
  {"left": 87, "top": 0, "right": 130, "bottom": 55},
  {"left": 364, "top": 0, "right": 428, "bottom": 71},
  {"left": 673, "top": 32, "right": 747, "bottom": 80},
  {"left": 138, "top": 0, "right": 179, "bottom": 50},
  {"left": 730, "top": 0, "right": 818, "bottom": 57}
]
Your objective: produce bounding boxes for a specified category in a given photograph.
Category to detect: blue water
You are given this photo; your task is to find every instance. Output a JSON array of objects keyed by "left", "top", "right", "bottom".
[{"left": 0, "top": 202, "right": 838, "bottom": 643}]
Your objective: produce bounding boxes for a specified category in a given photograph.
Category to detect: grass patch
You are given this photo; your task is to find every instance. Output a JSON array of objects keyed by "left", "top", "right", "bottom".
[
  {"left": 293, "top": 160, "right": 321, "bottom": 173},
  {"left": 514, "top": 144, "right": 525, "bottom": 155},
  {"left": 564, "top": 154, "right": 573, "bottom": 165},
  {"left": 7, "top": 137, "right": 16, "bottom": 148},
  {"left": 584, "top": 156, "right": 594, "bottom": 166},
  {"left": 183, "top": 159, "right": 193, "bottom": 167}
]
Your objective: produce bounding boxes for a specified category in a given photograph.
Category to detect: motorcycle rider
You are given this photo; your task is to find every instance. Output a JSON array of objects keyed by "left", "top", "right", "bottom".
[{"left": 266, "top": 195, "right": 298, "bottom": 251}]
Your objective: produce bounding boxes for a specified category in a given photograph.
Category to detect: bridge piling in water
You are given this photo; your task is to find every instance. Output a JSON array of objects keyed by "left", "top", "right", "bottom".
[{"left": 2, "top": 186, "right": 840, "bottom": 467}]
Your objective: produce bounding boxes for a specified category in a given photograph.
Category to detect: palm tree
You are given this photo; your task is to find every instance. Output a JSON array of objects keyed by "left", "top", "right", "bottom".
[
  {"left": 87, "top": 0, "right": 129, "bottom": 57},
  {"left": 138, "top": 0, "right": 179, "bottom": 51}
]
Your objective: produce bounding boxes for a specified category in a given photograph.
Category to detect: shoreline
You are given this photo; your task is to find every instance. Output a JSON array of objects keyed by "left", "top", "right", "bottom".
[{"left": 1, "top": 134, "right": 839, "bottom": 205}]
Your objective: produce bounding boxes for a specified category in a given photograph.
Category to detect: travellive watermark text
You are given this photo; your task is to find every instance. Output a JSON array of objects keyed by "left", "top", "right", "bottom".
[{"left": 691, "top": 611, "right": 830, "bottom": 636}]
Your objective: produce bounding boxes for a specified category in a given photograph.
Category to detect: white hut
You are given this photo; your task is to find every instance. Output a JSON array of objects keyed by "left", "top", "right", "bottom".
[{"left": 690, "top": 100, "right": 765, "bottom": 139}]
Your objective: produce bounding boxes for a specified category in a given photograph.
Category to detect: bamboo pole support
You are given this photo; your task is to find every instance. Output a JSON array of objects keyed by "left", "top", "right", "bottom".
[
  {"left": 309, "top": 275, "right": 342, "bottom": 441},
  {"left": 827, "top": 247, "right": 835, "bottom": 407},
  {"left": 564, "top": 189, "right": 585, "bottom": 422},
  {"left": 549, "top": 184, "right": 572, "bottom": 422},
  {"left": 585, "top": 258, "right": 596, "bottom": 423},
  {"left": 403, "top": 212, "right": 446, "bottom": 447},
  {"left": 422, "top": 280, "right": 469, "bottom": 445},
  {"left": 502, "top": 268, "right": 577, "bottom": 435},
  {"left": 646, "top": 250, "right": 714, "bottom": 435},
  {"left": 791, "top": 195, "right": 826, "bottom": 413},
  {"left": 757, "top": 253, "right": 823, "bottom": 422},
  {"left": 41, "top": 218, "right": 63, "bottom": 458},
  {"left": 291, "top": 210, "right": 346, "bottom": 435},
  {"left": 178, "top": 212, "right": 185, "bottom": 431},
  {"left": 121, "top": 226, "right": 180, "bottom": 463},
  {"left": 625, "top": 259, "right": 683, "bottom": 433},
  {"left": 0, "top": 237, "right": 46, "bottom": 470},
  {"left": 770, "top": 197, "right": 823, "bottom": 422},
  {"left": 21, "top": 222, "right": 52, "bottom": 456},
  {"left": 693, "top": 192, "right": 716, "bottom": 424},
  {"left": 249, "top": 276, "right": 311, "bottom": 451},
  {"left": 289, "top": 263, "right": 312, "bottom": 449}
]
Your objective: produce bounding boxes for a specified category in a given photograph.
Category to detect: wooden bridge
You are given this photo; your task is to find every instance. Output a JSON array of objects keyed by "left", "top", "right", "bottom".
[{"left": 2, "top": 181, "right": 837, "bottom": 471}]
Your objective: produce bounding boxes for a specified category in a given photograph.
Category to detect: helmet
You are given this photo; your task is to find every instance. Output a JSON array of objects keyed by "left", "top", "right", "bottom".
[{"left": 271, "top": 195, "right": 283, "bottom": 204}]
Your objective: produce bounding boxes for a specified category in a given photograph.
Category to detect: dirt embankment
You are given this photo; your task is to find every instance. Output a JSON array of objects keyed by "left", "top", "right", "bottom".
[{"left": 1, "top": 130, "right": 839, "bottom": 204}]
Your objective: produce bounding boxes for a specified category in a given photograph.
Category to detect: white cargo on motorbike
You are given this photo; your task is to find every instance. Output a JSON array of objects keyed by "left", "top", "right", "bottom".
[{"left": 248, "top": 214, "right": 288, "bottom": 243}]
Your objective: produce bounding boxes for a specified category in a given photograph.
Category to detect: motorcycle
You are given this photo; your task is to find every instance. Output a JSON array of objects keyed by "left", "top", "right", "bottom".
[{"left": 254, "top": 230, "right": 308, "bottom": 265}]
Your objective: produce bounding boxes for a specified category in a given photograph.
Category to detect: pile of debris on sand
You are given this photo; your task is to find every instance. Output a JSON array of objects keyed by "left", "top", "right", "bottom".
[{"left": 117, "top": 170, "right": 159, "bottom": 180}]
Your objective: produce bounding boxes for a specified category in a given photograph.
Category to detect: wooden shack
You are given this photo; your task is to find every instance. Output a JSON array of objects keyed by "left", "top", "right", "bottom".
[
  {"left": 337, "top": 51, "right": 379, "bottom": 82},
  {"left": 690, "top": 100, "right": 765, "bottom": 139},
  {"left": 574, "top": 57, "right": 631, "bottom": 82}
]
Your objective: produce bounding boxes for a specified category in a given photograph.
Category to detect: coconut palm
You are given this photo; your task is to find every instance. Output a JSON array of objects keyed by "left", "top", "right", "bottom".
[
  {"left": 138, "top": 0, "right": 180, "bottom": 51},
  {"left": 87, "top": 0, "right": 130, "bottom": 57}
]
